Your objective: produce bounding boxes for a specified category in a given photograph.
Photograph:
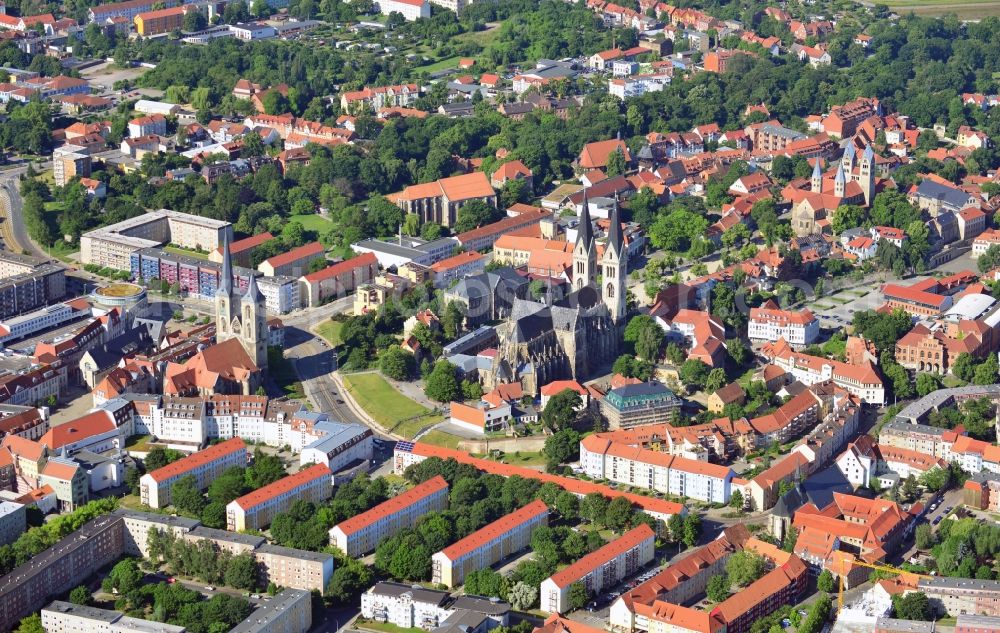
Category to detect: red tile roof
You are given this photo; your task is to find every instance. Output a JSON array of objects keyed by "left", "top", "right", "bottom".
[
  {"left": 400, "top": 443, "right": 685, "bottom": 518},
  {"left": 230, "top": 463, "right": 330, "bottom": 511},
  {"left": 549, "top": 523, "right": 654, "bottom": 588},
  {"left": 38, "top": 411, "right": 115, "bottom": 450},
  {"left": 261, "top": 241, "right": 325, "bottom": 269},
  {"left": 334, "top": 475, "right": 448, "bottom": 536},
  {"left": 439, "top": 499, "right": 548, "bottom": 560},
  {"left": 146, "top": 437, "right": 247, "bottom": 483},
  {"left": 215, "top": 233, "right": 274, "bottom": 256},
  {"left": 302, "top": 252, "right": 377, "bottom": 283}
]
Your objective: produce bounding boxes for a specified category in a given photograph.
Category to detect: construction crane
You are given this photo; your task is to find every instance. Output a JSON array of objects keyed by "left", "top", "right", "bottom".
[{"left": 837, "top": 556, "right": 931, "bottom": 613}]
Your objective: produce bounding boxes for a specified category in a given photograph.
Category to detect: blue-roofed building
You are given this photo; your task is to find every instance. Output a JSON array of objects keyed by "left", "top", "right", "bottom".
[
  {"left": 911, "top": 178, "right": 979, "bottom": 216},
  {"left": 299, "top": 420, "right": 374, "bottom": 474},
  {"left": 599, "top": 381, "right": 681, "bottom": 429}
]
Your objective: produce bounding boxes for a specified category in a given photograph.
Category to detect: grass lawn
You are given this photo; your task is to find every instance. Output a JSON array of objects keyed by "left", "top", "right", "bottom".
[
  {"left": 357, "top": 621, "right": 423, "bottom": 633},
  {"left": 316, "top": 320, "right": 343, "bottom": 346},
  {"left": 419, "top": 429, "right": 462, "bottom": 448},
  {"left": 124, "top": 434, "right": 160, "bottom": 452},
  {"left": 342, "top": 373, "right": 442, "bottom": 437},
  {"left": 164, "top": 245, "right": 209, "bottom": 260},
  {"left": 289, "top": 214, "right": 335, "bottom": 234},
  {"left": 942, "top": 375, "right": 966, "bottom": 388},
  {"left": 418, "top": 56, "right": 461, "bottom": 72},
  {"left": 489, "top": 450, "right": 547, "bottom": 466},
  {"left": 872, "top": 0, "right": 1000, "bottom": 16},
  {"left": 811, "top": 302, "right": 834, "bottom": 310}
]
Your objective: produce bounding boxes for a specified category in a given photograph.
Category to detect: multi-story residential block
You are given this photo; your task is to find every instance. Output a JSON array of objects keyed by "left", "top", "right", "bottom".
[
  {"left": 0, "top": 513, "right": 125, "bottom": 632},
  {"left": 299, "top": 252, "right": 378, "bottom": 308},
  {"left": 340, "top": 83, "right": 421, "bottom": 112},
  {"left": 454, "top": 208, "right": 552, "bottom": 253},
  {"left": 139, "top": 437, "right": 248, "bottom": 508},
  {"left": 42, "top": 601, "right": 187, "bottom": 633},
  {"left": 376, "top": 0, "right": 430, "bottom": 20},
  {"left": 254, "top": 544, "right": 334, "bottom": 595},
  {"left": 448, "top": 400, "right": 512, "bottom": 435},
  {"left": 134, "top": 5, "right": 187, "bottom": 35},
  {"left": 229, "top": 588, "right": 312, "bottom": 633},
  {"left": 919, "top": 577, "right": 1000, "bottom": 618},
  {"left": 227, "top": 463, "right": 332, "bottom": 531},
  {"left": 762, "top": 339, "right": 885, "bottom": 405},
  {"left": 878, "top": 420, "right": 959, "bottom": 461},
  {"left": 388, "top": 172, "right": 497, "bottom": 228},
  {"left": 89, "top": 0, "right": 179, "bottom": 23},
  {"left": 52, "top": 145, "right": 91, "bottom": 187},
  {"left": 81, "top": 209, "right": 232, "bottom": 271},
  {"left": 748, "top": 300, "right": 819, "bottom": 345},
  {"left": 541, "top": 524, "right": 655, "bottom": 613},
  {"left": 128, "top": 114, "right": 167, "bottom": 138},
  {"left": 431, "top": 251, "right": 485, "bottom": 288},
  {"left": 580, "top": 435, "right": 734, "bottom": 503},
  {"left": 0, "top": 501, "right": 26, "bottom": 546},
  {"left": 258, "top": 242, "right": 326, "bottom": 277},
  {"left": 330, "top": 475, "right": 449, "bottom": 556},
  {"left": 836, "top": 436, "right": 946, "bottom": 488},
  {"left": 600, "top": 382, "right": 682, "bottom": 429},
  {"left": 362, "top": 583, "right": 452, "bottom": 628},
  {"left": 964, "top": 473, "right": 1000, "bottom": 512},
  {"left": 955, "top": 614, "right": 1000, "bottom": 633},
  {"left": 432, "top": 499, "right": 548, "bottom": 587}
]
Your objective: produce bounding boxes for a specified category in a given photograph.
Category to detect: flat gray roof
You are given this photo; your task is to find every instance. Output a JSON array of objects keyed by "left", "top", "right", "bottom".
[
  {"left": 189, "top": 526, "right": 265, "bottom": 548},
  {"left": 43, "top": 601, "right": 122, "bottom": 623},
  {"left": 228, "top": 588, "right": 310, "bottom": 633},
  {"left": 255, "top": 543, "right": 333, "bottom": 563},
  {"left": 113, "top": 508, "right": 200, "bottom": 531}
]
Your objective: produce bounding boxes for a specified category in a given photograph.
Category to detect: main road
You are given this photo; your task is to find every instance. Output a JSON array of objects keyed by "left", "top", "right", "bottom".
[{"left": 0, "top": 171, "right": 46, "bottom": 258}]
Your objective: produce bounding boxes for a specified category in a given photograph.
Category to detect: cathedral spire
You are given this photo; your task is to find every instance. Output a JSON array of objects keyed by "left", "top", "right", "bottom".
[
  {"left": 608, "top": 196, "right": 624, "bottom": 255},
  {"left": 243, "top": 272, "right": 264, "bottom": 304},
  {"left": 577, "top": 189, "right": 594, "bottom": 251},
  {"left": 216, "top": 233, "right": 233, "bottom": 297}
]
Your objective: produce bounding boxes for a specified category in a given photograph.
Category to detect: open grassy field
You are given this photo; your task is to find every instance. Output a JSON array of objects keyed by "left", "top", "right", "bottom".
[
  {"left": 165, "top": 245, "right": 209, "bottom": 260},
  {"left": 418, "top": 429, "right": 462, "bottom": 448},
  {"left": 316, "top": 320, "right": 343, "bottom": 346},
  {"left": 342, "top": 373, "right": 442, "bottom": 437},
  {"left": 289, "top": 214, "right": 335, "bottom": 234}
]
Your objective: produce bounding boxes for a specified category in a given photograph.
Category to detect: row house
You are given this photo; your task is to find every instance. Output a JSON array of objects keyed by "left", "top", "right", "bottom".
[
  {"left": 432, "top": 499, "right": 548, "bottom": 587},
  {"left": 541, "top": 524, "right": 655, "bottom": 613},
  {"left": 226, "top": 463, "right": 332, "bottom": 531},
  {"left": 339, "top": 83, "right": 421, "bottom": 112},
  {"left": 138, "top": 437, "right": 247, "bottom": 508},
  {"left": 836, "top": 435, "right": 947, "bottom": 488},
  {"left": 330, "top": 475, "right": 449, "bottom": 557}
]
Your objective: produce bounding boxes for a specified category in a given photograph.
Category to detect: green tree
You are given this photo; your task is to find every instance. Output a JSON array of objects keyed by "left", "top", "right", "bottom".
[
  {"left": 106, "top": 558, "right": 143, "bottom": 594},
  {"left": 606, "top": 148, "right": 627, "bottom": 177},
  {"left": 182, "top": 10, "right": 206, "bottom": 31},
  {"left": 604, "top": 496, "right": 634, "bottom": 532},
  {"left": 171, "top": 475, "right": 206, "bottom": 516},
  {"left": 543, "top": 429, "right": 581, "bottom": 466},
  {"left": 893, "top": 592, "right": 932, "bottom": 621},
  {"left": 706, "top": 574, "right": 730, "bottom": 602},
  {"left": 974, "top": 353, "right": 999, "bottom": 385},
  {"left": 207, "top": 467, "right": 247, "bottom": 505},
  {"left": 682, "top": 513, "right": 701, "bottom": 547},
  {"left": 541, "top": 389, "right": 582, "bottom": 431},
  {"left": 705, "top": 368, "right": 728, "bottom": 392},
  {"left": 424, "top": 361, "right": 460, "bottom": 402},
  {"left": 729, "top": 490, "right": 744, "bottom": 511},
  {"left": 326, "top": 557, "right": 374, "bottom": 603},
  {"left": 568, "top": 582, "right": 590, "bottom": 611},
  {"left": 915, "top": 524, "right": 935, "bottom": 550},
  {"left": 69, "top": 585, "right": 91, "bottom": 605},
  {"left": 916, "top": 373, "right": 940, "bottom": 396},
  {"left": 224, "top": 553, "right": 257, "bottom": 590},
  {"left": 15, "top": 614, "right": 45, "bottom": 633},
  {"left": 379, "top": 346, "right": 415, "bottom": 380},
  {"left": 580, "top": 493, "right": 609, "bottom": 524},
  {"left": 679, "top": 359, "right": 711, "bottom": 389},
  {"left": 245, "top": 450, "right": 286, "bottom": 490},
  {"left": 453, "top": 200, "right": 501, "bottom": 233},
  {"left": 817, "top": 569, "right": 835, "bottom": 593},
  {"left": 726, "top": 551, "right": 766, "bottom": 587},
  {"left": 507, "top": 581, "right": 537, "bottom": 610},
  {"left": 953, "top": 352, "right": 977, "bottom": 383}
]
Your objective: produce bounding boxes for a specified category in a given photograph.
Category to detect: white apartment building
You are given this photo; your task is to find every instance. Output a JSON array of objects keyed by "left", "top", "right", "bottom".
[
  {"left": 139, "top": 437, "right": 248, "bottom": 508},
  {"left": 580, "top": 435, "right": 734, "bottom": 503},
  {"left": 377, "top": 0, "right": 430, "bottom": 20},
  {"left": 448, "top": 400, "right": 512, "bottom": 435},
  {"left": 361, "top": 583, "right": 452, "bottom": 629},
  {"left": 0, "top": 301, "right": 91, "bottom": 346},
  {"left": 226, "top": 464, "right": 332, "bottom": 531},
  {"left": 253, "top": 544, "right": 334, "bottom": 596},
  {"left": 131, "top": 395, "right": 370, "bottom": 458},
  {"left": 229, "top": 588, "right": 312, "bottom": 633},
  {"left": 608, "top": 73, "right": 671, "bottom": 100},
  {"left": 128, "top": 114, "right": 167, "bottom": 138},
  {"left": 748, "top": 301, "right": 819, "bottom": 345},
  {"left": 765, "top": 340, "right": 886, "bottom": 405},
  {"left": 42, "top": 601, "right": 186, "bottom": 633},
  {"left": 432, "top": 499, "right": 548, "bottom": 587},
  {"left": 80, "top": 209, "right": 232, "bottom": 271},
  {"left": 330, "top": 475, "right": 449, "bottom": 557},
  {"left": 541, "top": 524, "right": 655, "bottom": 613}
]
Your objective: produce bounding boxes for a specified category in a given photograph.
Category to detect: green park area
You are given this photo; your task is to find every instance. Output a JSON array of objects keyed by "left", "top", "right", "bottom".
[
  {"left": 342, "top": 372, "right": 442, "bottom": 438},
  {"left": 316, "top": 320, "right": 343, "bottom": 346}
]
